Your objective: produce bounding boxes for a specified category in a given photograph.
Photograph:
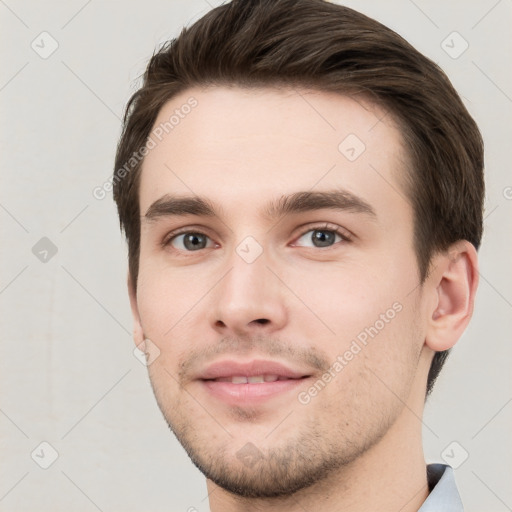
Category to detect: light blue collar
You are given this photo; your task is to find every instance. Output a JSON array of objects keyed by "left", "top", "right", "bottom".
[{"left": 419, "top": 464, "right": 464, "bottom": 511}]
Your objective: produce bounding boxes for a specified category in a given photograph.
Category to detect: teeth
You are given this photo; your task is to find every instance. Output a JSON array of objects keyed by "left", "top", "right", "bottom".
[
  {"left": 213, "top": 375, "right": 284, "bottom": 384},
  {"left": 247, "top": 375, "right": 265, "bottom": 383}
]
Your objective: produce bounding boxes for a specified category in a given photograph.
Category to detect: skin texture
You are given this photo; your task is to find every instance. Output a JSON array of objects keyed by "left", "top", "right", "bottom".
[{"left": 128, "top": 86, "right": 478, "bottom": 511}]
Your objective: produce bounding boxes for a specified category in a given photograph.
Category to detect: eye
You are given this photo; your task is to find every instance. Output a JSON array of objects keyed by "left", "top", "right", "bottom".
[
  {"left": 168, "top": 232, "right": 215, "bottom": 251},
  {"left": 294, "top": 227, "right": 347, "bottom": 248}
]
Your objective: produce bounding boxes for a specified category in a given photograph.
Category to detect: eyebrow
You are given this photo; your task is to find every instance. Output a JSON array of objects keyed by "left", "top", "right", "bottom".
[
  {"left": 263, "top": 190, "right": 377, "bottom": 220},
  {"left": 143, "top": 190, "right": 377, "bottom": 223},
  {"left": 144, "top": 195, "right": 217, "bottom": 220}
]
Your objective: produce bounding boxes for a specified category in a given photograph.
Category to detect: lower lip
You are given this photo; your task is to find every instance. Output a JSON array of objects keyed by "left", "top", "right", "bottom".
[{"left": 199, "top": 378, "right": 309, "bottom": 405}]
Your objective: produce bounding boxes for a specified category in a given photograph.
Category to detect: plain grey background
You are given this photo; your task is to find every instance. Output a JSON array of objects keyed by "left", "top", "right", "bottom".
[{"left": 1, "top": 1, "right": 511, "bottom": 511}]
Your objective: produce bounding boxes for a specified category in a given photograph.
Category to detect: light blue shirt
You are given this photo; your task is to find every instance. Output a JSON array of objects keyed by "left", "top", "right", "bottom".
[{"left": 419, "top": 464, "right": 464, "bottom": 511}]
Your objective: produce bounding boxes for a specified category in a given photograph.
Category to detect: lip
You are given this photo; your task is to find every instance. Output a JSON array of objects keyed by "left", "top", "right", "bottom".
[
  {"left": 198, "top": 359, "right": 311, "bottom": 380},
  {"left": 196, "top": 359, "right": 312, "bottom": 406}
]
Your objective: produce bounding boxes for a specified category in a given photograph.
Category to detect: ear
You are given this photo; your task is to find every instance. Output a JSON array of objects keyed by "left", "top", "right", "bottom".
[
  {"left": 425, "top": 240, "right": 479, "bottom": 352},
  {"left": 128, "top": 271, "right": 145, "bottom": 349}
]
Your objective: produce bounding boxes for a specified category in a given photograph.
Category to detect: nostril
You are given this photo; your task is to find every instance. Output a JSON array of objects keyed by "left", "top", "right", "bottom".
[{"left": 255, "top": 318, "right": 270, "bottom": 325}]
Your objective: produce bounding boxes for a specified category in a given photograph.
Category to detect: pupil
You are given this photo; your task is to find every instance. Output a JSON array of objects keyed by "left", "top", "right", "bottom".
[
  {"left": 313, "top": 230, "right": 334, "bottom": 247},
  {"left": 184, "top": 233, "right": 206, "bottom": 250}
]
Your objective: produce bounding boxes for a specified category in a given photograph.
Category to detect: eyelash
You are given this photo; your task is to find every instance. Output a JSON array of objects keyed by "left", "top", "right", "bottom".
[
  {"left": 162, "top": 223, "right": 352, "bottom": 252},
  {"left": 161, "top": 227, "right": 214, "bottom": 249},
  {"left": 292, "top": 222, "right": 352, "bottom": 246}
]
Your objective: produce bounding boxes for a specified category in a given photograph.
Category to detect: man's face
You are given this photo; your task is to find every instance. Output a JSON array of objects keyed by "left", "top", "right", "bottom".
[{"left": 132, "top": 86, "right": 431, "bottom": 497}]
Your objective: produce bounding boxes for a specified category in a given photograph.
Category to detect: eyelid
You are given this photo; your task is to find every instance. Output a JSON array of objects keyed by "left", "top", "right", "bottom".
[
  {"left": 161, "top": 222, "right": 353, "bottom": 251},
  {"left": 290, "top": 222, "right": 353, "bottom": 245},
  {"left": 161, "top": 226, "right": 216, "bottom": 249}
]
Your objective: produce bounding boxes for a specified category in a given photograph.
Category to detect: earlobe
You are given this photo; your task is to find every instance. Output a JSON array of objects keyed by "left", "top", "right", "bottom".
[
  {"left": 127, "top": 272, "right": 145, "bottom": 348},
  {"left": 425, "top": 241, "right": 479, "bottom": 352}
]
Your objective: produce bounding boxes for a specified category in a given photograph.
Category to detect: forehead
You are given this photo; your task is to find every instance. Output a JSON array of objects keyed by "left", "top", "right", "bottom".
[{"left": 138, "top": 86, "right": 409, "bottom": 221}]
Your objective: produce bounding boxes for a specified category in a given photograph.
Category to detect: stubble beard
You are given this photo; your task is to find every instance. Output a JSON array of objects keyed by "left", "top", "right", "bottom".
[
  {"left": 146, "top": 334, "right": 409, "bottom": 499},
  {"left": 151, "top": 383, "right": 395, "bottom": 499}
]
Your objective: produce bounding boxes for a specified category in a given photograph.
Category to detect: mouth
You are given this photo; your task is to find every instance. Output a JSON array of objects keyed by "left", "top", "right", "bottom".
[
  {"left": 205, "top": 374, "right": 309, "bottom": 383},
  {"left": 196, "top": 359, "right": 312, "bottom": 405}
]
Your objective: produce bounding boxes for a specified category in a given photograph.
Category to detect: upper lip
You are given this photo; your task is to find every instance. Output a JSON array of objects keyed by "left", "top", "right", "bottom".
[{"left": 198, "top": 359, "right": 312, "bottom": 380}]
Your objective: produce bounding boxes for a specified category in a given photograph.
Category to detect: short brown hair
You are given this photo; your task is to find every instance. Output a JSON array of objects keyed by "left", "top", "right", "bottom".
[{"left": 113, "top": 0, "right": 484, "bottom": 396}]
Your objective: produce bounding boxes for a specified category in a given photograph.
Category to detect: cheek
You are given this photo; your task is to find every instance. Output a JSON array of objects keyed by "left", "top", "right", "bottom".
[
  {"left": 284, "top": 258, "right": 407, "bottom": 337},
  {"left": 288, "top": 257, "right": 422, "bottom": 386},
  {"left": 135, "top": 260, "right": 218, "bottom": 392},
  {"left": 339, "top": 299, "right": 422, "bottom": 405},
  {"left": 136, "top": 253, "right": 207, "bottom": 341}
]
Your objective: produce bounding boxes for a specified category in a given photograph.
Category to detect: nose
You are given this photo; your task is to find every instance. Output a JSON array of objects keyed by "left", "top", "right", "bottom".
[{"left": 209, "top": 250, "right": 288, "bottom": 337}]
